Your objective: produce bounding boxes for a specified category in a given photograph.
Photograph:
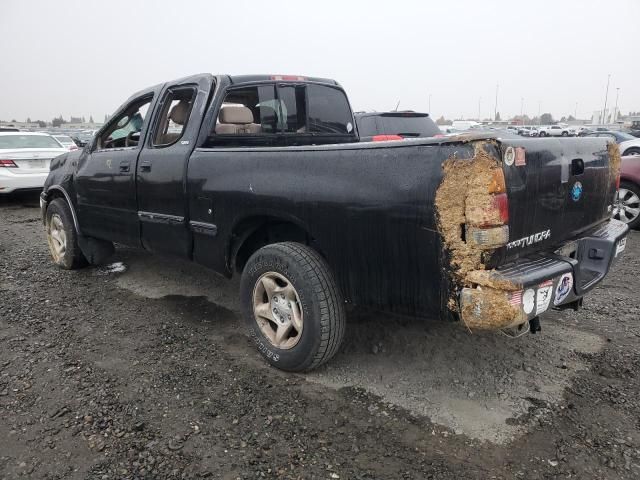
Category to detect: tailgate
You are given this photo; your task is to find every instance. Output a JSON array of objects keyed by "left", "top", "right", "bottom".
[{"left": 500, "top": 138, "right": 617, "bottom": 258}]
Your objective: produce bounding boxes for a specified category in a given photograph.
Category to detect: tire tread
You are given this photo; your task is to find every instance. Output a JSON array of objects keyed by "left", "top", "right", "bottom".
[{"left": 268, "top": 242, "right": 346, "bottom": 370}]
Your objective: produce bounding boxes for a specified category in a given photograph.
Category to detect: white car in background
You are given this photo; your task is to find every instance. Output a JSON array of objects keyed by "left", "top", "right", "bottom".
[
  {"left": 538, "top": 125, "right": 571, "bottom": 137},
  {"left": 52, "top": 134, "right": 79, "bottom": 151},
  {"left": 619, "top": 137, "right": 640, "bottom": 157},
  {"left": 0, "top": 132, "right": 68, "bottom": 194},
  {"left": 518, "top": 126, "right": 539, "bottom": 137},
  {"left": 568, "top": 125, "right": 588, "bottom": 136}
]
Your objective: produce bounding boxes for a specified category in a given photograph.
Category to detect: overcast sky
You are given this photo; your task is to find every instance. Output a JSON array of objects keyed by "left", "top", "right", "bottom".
[{"left": 2, "top": 0, "right": 638, "bottom": 122}]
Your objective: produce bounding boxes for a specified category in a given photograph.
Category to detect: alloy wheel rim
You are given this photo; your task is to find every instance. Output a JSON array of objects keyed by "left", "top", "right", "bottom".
[
  {"left": 613, "top": 187, "right": 640, "bottom": 224},
  {"left": 252, "top": 271, "right": 304, "bottom": 350},
  {"left": 47, "top": 213, "right": 67, "bottom": 263}
]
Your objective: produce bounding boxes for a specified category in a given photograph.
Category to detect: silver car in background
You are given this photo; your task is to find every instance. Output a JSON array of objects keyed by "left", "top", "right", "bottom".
[{"left": 0, "top": 132, "right": 68, "bottom": 194}]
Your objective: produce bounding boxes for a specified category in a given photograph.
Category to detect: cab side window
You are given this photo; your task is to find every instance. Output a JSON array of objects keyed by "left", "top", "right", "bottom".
[
  {"left": 205, "top": 85, "right": 280, "bottom": 147},
  {"left": 202, "top": 83, "right": 356, "bottom": 147},
  {"left": 97, "top": 96, "right": 153, "bottom": 150},
  {"left": 152, "top": 87, "right": 196, "bottom": 147}
]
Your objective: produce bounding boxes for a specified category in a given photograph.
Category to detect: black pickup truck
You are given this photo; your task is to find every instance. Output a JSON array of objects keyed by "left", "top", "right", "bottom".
[{"left": 41, "top": 73, "right": 628, "bottom": 371}]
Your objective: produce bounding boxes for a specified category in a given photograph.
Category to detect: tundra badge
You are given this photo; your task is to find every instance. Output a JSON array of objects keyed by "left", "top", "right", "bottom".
[{"left": 506, "top": 229, "right": 551, "bottom": 249}]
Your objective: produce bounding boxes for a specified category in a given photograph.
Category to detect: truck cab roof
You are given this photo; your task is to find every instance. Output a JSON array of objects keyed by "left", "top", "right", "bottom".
[{"left": 228, "top": 74, "right": 339, "bottom": 86}]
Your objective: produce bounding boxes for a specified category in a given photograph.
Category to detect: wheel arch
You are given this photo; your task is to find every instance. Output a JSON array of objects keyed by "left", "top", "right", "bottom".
[
  {"left": 620, "top": 176, "right": 640, "bottom": 192},
  {"left": 622, "top": 146, "right": 640, "bottom": 156},
  {"left": 229, "top": 215, "right": 321, "bottom": 274},
  {"left": 45, "top": 186, "right": 81, "bottom": 234}
]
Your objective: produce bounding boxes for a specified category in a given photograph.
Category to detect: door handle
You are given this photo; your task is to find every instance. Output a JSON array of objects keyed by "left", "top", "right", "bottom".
[
  {"left": 119, "top": 160, "right": 130, "bottom": 172},
  {"left": 140, "top": 160, "right": 152, "bottom": 172}
]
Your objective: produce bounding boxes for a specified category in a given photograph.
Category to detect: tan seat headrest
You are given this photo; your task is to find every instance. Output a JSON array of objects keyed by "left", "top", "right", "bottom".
[
  {"left": 219, "top": 106, "right": 254, "bottom": 124},
  {"left": 169, "top": 101, "right": 190, "bottom": 125}
]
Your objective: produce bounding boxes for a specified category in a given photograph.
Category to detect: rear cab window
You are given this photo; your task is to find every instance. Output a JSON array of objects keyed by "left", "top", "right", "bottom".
[{"left": 307, "top": 84, "right": 353, "bottom": 135}]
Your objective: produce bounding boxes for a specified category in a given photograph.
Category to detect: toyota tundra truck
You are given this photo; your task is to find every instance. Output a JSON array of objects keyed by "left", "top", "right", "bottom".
[{"left": 40, "top": 73, "right": 628, "bottom": 371}]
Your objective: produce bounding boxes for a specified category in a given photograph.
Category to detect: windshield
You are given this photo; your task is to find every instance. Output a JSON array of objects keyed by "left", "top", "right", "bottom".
[{"left": 0, "top": 134, "right": 62, "bottom": 149}]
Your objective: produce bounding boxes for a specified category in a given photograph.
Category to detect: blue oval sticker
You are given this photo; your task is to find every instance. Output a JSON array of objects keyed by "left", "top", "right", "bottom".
[{"left": 571, "top": 181, "right": 583, "bottom": 201}]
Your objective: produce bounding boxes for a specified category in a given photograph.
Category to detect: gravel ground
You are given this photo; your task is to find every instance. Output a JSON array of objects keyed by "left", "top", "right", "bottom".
[{"left": 1, "top": 192, "right": 640, "bottom": 479}]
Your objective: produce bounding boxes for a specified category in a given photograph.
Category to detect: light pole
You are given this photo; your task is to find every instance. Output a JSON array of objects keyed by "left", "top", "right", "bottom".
[
  {"left": 602, "top": 74, "right": 611, "bottom": 124},
  {"left": 520, "top": 97, "right": 524, "bottom": 125},
  {"left": 494, "top": 83, "right": 499, "bottom": 121},
  {"left": 614, "top": 87, "right": 620, "bottom": 123},
  {"left": 428, "top": 94, "right": 432, "bottom": 113},
  {"left": 538, "top": 101, "right": 541, "bottom": 125},
  {"left": 575, "top": 102, "right": 578, "bottom": 120}
]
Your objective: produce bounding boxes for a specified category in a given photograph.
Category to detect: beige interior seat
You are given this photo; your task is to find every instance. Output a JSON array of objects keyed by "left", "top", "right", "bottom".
[
  {"left": 161, "top": 101, "right": 190, "bottom": 144},
  {"left": 215, "top": 106, "right": 262, "bottom": 134}
]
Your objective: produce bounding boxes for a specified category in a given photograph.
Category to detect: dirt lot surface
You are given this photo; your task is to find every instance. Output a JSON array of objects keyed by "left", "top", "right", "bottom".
[{"left": 1, "top": 192, "right": 640, "bottom": 479}]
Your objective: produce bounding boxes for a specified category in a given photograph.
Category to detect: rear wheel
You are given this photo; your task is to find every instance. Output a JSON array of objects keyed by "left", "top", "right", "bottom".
[
  {"left": 240, "top": 242, "right": 346, "bottom": 371},
  {"left": 561, "top": 131, "right": 568, "bottom": 137},
  {"left": 613, "top": 181, "right": 640, "bottom": 229},
  {"left": 539, "top": 131, "right": 547, "bottom": 137},
  {"left": 46, "top": 198, "right": 87, "bottom": 269}
]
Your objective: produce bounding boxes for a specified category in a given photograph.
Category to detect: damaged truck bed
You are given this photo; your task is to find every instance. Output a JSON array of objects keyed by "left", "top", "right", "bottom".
[
  {"left": 41, "top": 73, "right": 628, "bottom": 370},
  {"left": 436, "top": 137, "right": 626, "bottom": 331}
]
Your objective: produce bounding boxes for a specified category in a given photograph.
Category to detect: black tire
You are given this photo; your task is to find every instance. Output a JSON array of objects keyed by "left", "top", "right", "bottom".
[
  {"left": 615, "top": 181, "right": 640, "bottom": 230},
  {"left": 240, "top": 242, "right": 346, "bottom": 372},
  {"left": 561, "top": 131, "right": 568, "bottom": 137},
  {"left": 623, "top": 147, "right": 640, "bottom": 157},
  {"left": 46, "top": 198, "right": 88, "bottom": 269}
]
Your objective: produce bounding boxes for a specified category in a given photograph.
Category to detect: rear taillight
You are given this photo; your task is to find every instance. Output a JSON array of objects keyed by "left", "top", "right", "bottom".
[
  {"left": 467, "top": 225, "right": 509, "bottom": 248},
  {"left": 487, "top": 168, "right": 506, "bottom": 194},
  {"left": 0, "top": 159, "right": 17, "bottom": 168},
  {"left": 492, "top": 193, "right": 509, "bottom": 223},
  {"left": 372, "top": 134, "right": 403, "bottom": 142},
  {"left": 70, "top": 145, "right": 78, "bottom": 150},
  {"left": 466, "top": 167, "right": 509, "bottom": 248}
]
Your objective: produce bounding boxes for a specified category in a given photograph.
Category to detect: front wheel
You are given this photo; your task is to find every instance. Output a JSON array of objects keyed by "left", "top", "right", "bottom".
[
  {"left": 561, "top": 131, "right": 568, "bottom": 137},
  {"left": 240, "top": 242, "right": 346, "bottom": 371},
  {"left": 46, "top": 198, "right": 87, "bottom": 269}
]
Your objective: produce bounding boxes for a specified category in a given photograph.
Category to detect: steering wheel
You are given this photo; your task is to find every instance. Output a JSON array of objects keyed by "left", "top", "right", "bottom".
[{"left": 125, "top": 131, "right": 140, "bottom": 147}]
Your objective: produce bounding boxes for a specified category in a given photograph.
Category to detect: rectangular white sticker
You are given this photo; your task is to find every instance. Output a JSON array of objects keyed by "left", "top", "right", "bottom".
[
  {"left": 615, "top": 237, "right": 627, "bottom": 257},
  {"left": 536, "top": 284, "right": 553, "bottom": 315}
]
